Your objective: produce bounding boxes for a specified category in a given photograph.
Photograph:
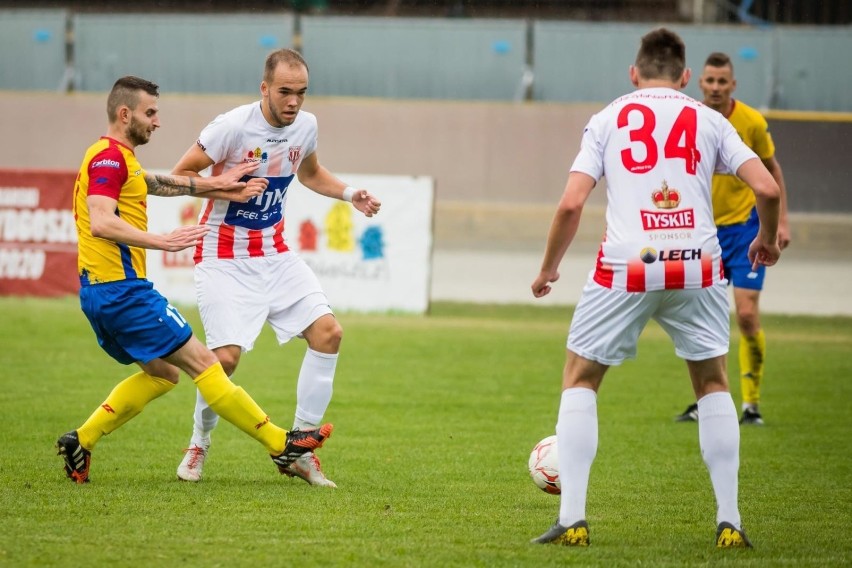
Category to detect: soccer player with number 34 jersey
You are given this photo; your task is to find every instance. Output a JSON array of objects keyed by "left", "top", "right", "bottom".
[{"left": 530, "top": 29, "right": 781, "bottom": 548}]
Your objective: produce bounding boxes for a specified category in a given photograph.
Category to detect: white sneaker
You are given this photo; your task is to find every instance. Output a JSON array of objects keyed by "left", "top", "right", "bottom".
[
  {"left": 283, "top": 452, "right": 337, "bottom": 488},
  {"left": 177, "top": 444, "right": 208, "bottom": 482}
]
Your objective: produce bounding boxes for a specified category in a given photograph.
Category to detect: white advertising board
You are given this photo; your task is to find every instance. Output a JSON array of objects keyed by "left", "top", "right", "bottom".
[{"left": 146, "top": 173, "right": 434, "bottom": 313}]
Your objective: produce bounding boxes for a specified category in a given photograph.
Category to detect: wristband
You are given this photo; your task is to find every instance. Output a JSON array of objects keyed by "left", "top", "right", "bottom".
[{"left": 342, "top": 186, "right": 356, "bottom": 202}]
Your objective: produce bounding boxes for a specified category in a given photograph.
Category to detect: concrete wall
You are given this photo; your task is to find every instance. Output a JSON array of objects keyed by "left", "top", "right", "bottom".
[
  {"left": 1, "top": 91, "right": 848, "bottom": 255},
  {"left": 0, "top": 91, "right": 602, "bottom": 204}
]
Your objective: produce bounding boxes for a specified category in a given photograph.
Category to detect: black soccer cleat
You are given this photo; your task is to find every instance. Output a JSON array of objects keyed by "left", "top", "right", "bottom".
[
  {"left": 56, "top": 430, "right": 91, "bottom": 484},
  {"left": 675, "top": 402, "right": 699, "bottom": 422},
  {"left": 739, "top": 407, "right": 765, "bottom": 425},
  {"left": 531, "top": 519, "right": 590, "bottom": 546},
  {"left": 270, "top": 424, "right": 333, "bottom": 473},
  {"left": 716, "top": 521, "right": 753, "bottom": 548}
]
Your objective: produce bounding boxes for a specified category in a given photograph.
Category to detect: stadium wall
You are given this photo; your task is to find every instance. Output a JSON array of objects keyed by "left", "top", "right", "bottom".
[
  {"left": 0, "top": 91, "right": 849, "bottom": 256},
  {"left": 2, "top": 10, "right": 852, "bottom": 111}
]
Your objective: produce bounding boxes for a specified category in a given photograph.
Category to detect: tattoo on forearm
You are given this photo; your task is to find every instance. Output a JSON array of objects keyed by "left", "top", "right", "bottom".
[{"left": 145, "top": 174, "right": 198, "bottom": 197}]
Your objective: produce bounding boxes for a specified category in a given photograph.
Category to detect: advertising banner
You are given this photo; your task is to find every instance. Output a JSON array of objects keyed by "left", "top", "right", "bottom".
[
  {"left": 0, "top": 170, "right": 78, "bottom": 297},
  {"left": 147, "top": 173, "right": 434, "bottom": 313}
]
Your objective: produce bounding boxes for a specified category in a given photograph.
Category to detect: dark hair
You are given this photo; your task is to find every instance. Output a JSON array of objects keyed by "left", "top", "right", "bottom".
[
  {"left": 634, "top": 28, "right": 686, "bottom": 82},
  {"left": 263, "top": 48, "right": 309, "bottom": 83},
  {"left": 107, "top": 76, "right": 159, "bottom": 121},
  {"left": 704, "top": 51, "right": 734, "bottom": 72}
]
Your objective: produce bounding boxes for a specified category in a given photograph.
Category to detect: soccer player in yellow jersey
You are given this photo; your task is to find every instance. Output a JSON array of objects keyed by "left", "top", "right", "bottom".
[
  {"left": 676, "top": 53, "right": 791, "bottom": 425},
  {"left": 56, "top": 76, "right": 332, "bottom": 483}
]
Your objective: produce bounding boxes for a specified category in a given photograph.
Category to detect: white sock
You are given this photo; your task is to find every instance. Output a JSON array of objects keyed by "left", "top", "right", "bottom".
[
  {"left": 191, "top": 387, "right": 219, "bottom": 447},
  {"left": 293, "top": 348, "right": 338, "bottom": 429},
  {"left": 698, "top": 391, "right": 742, "bottom": 529},
  {"left": 556, "top": 387, "right": 598, "bottom": 528}
]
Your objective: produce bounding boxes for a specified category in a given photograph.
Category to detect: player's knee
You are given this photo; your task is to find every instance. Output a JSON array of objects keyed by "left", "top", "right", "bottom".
[
  {"left": 736, "top": 311, "right": 760, "bottom": 335},
  {"left": 159, "top": 367, "right": 180, "bottom": 384},
  {"left": 213, "top": 345, "right": 242, "bottom": 377},
  {"left": 215, "top": 349, "right": 241, "bottom": 376},
  {"left": 145, "top": 360, "right": 180, "bottom": 384},
  {"left": 308, "top": 317, "right": 342, "bottom": 353},
  {"left": 327, "top": 320, "right": 343, "bottom": 350}
]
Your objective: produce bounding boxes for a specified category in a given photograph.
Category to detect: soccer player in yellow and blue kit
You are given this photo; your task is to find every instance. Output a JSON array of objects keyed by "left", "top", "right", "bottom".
[
  {"left": 56, "top": 76, "right": 332, "bottom": 483},
  {"left": 676, "top": 53, "right": 791, "bottom": 425}
]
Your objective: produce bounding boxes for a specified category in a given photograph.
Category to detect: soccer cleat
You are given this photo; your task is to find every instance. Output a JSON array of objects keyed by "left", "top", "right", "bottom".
[
  {"left": 740, "top": 408, "right": 765, "bottom": 425},
  {"left": 531, "top": 519, "right": 590, "bottom": 546},
  {"left": 675, "top": 402, "right": 699, "bottom": 422},
  {"left": 282, "top": 452, "right": 337, "bottom": 488},
  {"left": 716, "top": 521, "right": 753, "bottom": 548},
  {"left": 177, "top": 443, "right": 209, "bottom": 482},
  {"left": 56, "top": 431, "right": 91, "bottom": 484},
  {"left": 270, "top": 424, "right": 333, "bottom": 473}
]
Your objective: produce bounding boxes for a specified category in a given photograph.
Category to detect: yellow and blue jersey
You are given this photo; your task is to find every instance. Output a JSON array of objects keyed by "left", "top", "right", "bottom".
[
  {"left": 74, "top": 137, "right": 148, "bottom": 285},
  {"left": 711, "top": 99, "right": 776, "bottom": 226}
]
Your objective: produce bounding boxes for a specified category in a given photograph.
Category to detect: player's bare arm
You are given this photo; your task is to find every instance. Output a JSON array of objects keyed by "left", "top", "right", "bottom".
[
  {"left": 532, "top": 172, "right": 596, "bottom": 298},
  {"left": 148, "top": 162, "right": 262, "bottom": 197},
  {"left": 763, "top": 155, "right": 791, "bottom": 249},
  {"left": 736, "top": 158, "right": 782, "bottom": 268},
  {"left": 172, "top": 141, "right": 215, "bottom": 177},
  {"left": 297, "top": 152, "right": 382, "bottom": 217},
  {"left": 87, "top": 194, "right": 208, "bottom": 252},
  {"left": 170, "top": 143, "right": 266, "bottom": 202}
]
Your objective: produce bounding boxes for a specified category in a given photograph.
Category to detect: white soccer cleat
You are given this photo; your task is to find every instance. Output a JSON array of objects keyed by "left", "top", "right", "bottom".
[
  {"left": 283, "top": 452, "right": 337, "bottom": 488},
  {"left": 177, "top": 444, "right": 208, "bottom": 482}
]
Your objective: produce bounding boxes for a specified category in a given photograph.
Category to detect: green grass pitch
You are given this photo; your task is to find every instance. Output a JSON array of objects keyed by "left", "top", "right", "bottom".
[{"left": 0, "top": 297, "right": 849, "bottom": 567}]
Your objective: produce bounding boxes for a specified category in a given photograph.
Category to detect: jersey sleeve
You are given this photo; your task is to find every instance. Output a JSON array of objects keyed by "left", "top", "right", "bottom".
[
  {"left": 750, "top": 114, "right": 776, "bottom": 161},
  {"left": 87, "top": 146, "right": 128, "bottom": 199},
  {"left": 569, "top": 114, "right": 604, "bottom": 180},
  {"left": 303, "top": 112, "right": 319, "bottom": 158},
  {"left": 197, "top": 111, "right": 238, "bottom": 165},
  {"left": 717, "top": 118, "right": 759, "bottom": 176}
]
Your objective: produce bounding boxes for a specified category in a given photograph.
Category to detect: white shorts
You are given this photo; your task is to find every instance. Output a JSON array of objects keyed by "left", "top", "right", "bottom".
[
  {"left": 567, "top": 277, "right": 730, "bottom": 366},
  {"left": 195, "top": 253, "right": 333, "bottom": 351}
]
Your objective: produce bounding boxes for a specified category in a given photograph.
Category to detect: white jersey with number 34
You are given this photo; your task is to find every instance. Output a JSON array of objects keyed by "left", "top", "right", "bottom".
[{"left": 571, "top": 87, "right": 757, "bottom": 292}]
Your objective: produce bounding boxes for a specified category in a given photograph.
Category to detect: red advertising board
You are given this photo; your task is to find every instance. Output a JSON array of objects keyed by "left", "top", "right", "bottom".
[{"left": 0, "top": 169, "right": 79, "bottom": 297}]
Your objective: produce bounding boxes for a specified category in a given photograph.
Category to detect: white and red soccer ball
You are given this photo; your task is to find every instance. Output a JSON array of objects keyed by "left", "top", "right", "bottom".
[{"left": 528, "top": 435, "right": 560, "bottom": 494}]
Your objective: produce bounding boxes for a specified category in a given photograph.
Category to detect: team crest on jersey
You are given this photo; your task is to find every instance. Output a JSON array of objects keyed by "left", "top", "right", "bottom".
[
  {"left": 288, "top": 146, "right": 302, "bottom": 165},
  {"left": 245, "top": 147, "right": 268, "bottom": 163}
]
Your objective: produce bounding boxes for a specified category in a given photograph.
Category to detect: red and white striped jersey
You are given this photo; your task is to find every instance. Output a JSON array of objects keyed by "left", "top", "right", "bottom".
[
  {"left": 193, "top": 102, "right": 318, "bottom": 263},
  {"left": 571, "top": 87, "right": 758, "bottom": 291}
]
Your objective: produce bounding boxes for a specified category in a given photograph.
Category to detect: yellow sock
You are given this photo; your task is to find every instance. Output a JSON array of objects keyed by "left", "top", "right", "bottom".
[
  {"left": 739, "top": 329, "right": 766, "bottom": 407},
  {"left": 77, "top": 371, "right": 176, "bottom": 450},
  {"left": 193, "top": 363, "right": 286, "bottom": 454}
]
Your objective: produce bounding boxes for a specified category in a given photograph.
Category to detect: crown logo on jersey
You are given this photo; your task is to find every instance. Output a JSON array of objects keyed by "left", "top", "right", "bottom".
[{"left": 652, "top": 181, "right": 680, "bottom": 209}]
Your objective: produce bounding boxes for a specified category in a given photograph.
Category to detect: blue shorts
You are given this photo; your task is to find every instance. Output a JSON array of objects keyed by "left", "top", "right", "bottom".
[
  {"left": 717, "top": 208, "right": 765, "bottom": 291},
  {"left": 79, "top": 279, "right": 194, "bottom": 365}
]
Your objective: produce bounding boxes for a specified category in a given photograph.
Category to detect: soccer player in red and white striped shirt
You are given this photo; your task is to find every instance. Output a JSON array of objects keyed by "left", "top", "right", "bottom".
[
  {"left": 171, "top": 49, "right": 381, "bottom": 487},
  {"left": 530, "top": 28, "right": 780, "bottom": 548}
]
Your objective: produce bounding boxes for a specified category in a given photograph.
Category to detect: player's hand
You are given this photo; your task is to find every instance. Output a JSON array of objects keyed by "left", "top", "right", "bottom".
[
  {"left": 352, "top": 189, "right": 381, "bottom": 217},
  {"left": 213, "top": 161, "right": 262, "bottom": 191},
  {"left": 532, "top": 270, "right": 559, "bottom": 298},
  {"left": 777, "top": 219, "right": 792, "bottom": 250},
  {"left": 160, "top": 224, "right": 209, "bottom": 252},
  {"left": 227, "top": 177, "right": 268, "bottom": 203},
  {"left": 748, "top": 237, "right": 781, "bottom": 271}
]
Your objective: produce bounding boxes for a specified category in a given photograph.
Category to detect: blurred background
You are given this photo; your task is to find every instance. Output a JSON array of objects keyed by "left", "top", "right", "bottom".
[{"left": 0, "top": 2, "right": 850, "bottom": 310}]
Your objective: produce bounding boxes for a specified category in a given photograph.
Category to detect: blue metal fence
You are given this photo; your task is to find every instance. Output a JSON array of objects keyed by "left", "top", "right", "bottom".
[{"left": 1, "top": 10, "right": 849, "bottom": 111}]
